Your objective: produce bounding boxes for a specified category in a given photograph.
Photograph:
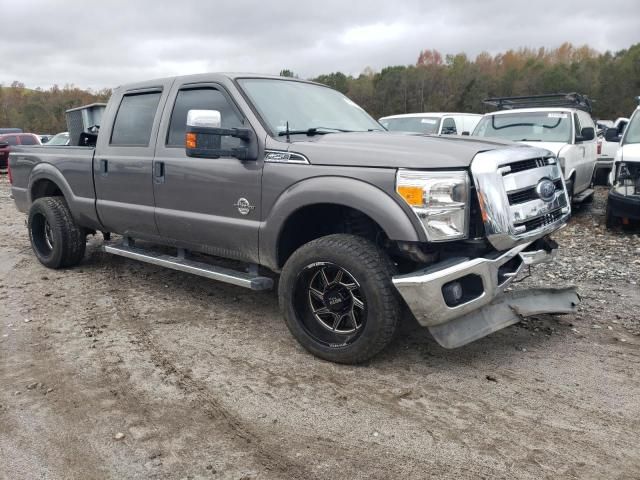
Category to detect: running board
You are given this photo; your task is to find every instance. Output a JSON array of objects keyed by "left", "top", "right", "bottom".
[
  {"left": 572, "top": 188, "right": 594, "bottom": 203},
  {"left": 102, "top": 243, "right": 273, "bottom": 291}
]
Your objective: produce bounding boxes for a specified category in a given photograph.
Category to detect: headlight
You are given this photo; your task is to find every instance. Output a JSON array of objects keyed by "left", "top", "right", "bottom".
[{"left": 396, "top": 170, "right": 469, "bottom": 241}]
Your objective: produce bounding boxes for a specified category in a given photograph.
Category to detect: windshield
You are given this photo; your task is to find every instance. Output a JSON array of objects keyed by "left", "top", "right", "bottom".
[
  {"left": 380, "top": 117, "right": 440, "bottom": 134},
  {"left": 237, "top": 79, "right": 382, "bottom": 135},
  {"left": 46, "top": 132, "right": 70, "bottom": 145},
  {"left": 623, "top": 111, "right": 640, "bottom": 145},
  {"left": 473, "top": 111, "right": 572, "bottom": 143}
]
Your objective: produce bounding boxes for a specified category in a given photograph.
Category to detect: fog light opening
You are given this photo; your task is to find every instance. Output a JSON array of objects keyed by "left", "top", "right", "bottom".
[{"left": 442, "top": 274, "right": 484, "bottom": 307}]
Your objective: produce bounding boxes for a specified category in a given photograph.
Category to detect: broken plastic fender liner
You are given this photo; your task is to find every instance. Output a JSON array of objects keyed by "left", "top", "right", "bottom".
[{"left": 428, "top": 287, "right": 580, "bottom": 349}]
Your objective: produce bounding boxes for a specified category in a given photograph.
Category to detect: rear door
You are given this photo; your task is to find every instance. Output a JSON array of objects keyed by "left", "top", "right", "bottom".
[
  {"left": 152, "top": 81, "right": 262, "bottom": 262},
  {"left": 94, "top": 80, "right": 173, "bottom": 237}
]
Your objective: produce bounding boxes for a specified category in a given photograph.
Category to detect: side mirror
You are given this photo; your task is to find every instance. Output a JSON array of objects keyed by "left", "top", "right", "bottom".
[
  {"left": 604, "top": 127, "right": 621, "bottom": 143},
  {"left": 185, "top": 109, "right": 257, "bottom": 161},
  {"left": 461, "top": 131, "right": 470, "bottom": 136},
  {"left": 576, "top": 126, "right": 595, "bottom": 142}
]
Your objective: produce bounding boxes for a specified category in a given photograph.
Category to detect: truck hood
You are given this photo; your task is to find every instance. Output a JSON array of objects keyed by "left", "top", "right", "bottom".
[
  {"left": 284, "top": 132, "right": 523, "bottom": 169},
  {"left": 620, "top": 143, "right": 640, "bottom": 163},
  {"left": 519, "top": 141, "right": 565, "bottom": 157}
]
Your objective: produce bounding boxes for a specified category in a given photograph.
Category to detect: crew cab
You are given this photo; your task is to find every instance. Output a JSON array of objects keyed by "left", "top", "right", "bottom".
[
  {"left": 378, "top": 112, "right": 481, "bottom": 136},
  {"left": 605, "top": 106, "right": 640, "bottom": 227},
  {"left": 473, "top": 93, "right": 597, "bottom": 203},
  {"left": 9, "top": 74, "right": 578, "bottom": 363}
]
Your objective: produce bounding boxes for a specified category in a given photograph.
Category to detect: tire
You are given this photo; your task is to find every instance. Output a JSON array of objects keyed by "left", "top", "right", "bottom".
[
  {"left": 566, "top": 177, "right": 575, "bottom": 205},
  {"left": 279, "top": 234, "right": 400, "bottom": 364},
  {"left": 28, "top": 196, "right": 86, "bottom": 269}
]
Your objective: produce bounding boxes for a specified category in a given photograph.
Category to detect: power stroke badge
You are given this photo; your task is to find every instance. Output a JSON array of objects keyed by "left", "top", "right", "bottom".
[{"left": 234, "top": 198, "right": 256, "bottom": 215}]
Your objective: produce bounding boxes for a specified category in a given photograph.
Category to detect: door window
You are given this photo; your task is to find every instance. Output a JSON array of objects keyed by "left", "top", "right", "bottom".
[
  {"left": 573, "top": 113, "right": 582, "bottom": 142},
  {"left": 4, "top": 136, "right": 18, "bottom": 146},
  {"left": 441, "top": 118, "right": 457, "bottom": 135},
  {"left": 110, "top": 91, "right": 162, "bottom": 146},
  {"left": 166, "top": 88, "right": 243, "bottom": 148}
]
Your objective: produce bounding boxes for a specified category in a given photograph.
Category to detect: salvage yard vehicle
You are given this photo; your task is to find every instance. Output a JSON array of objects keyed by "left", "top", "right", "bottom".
[
  {"left": 473, "top": 93, "right": 597, "bottom": 204},
  {"left": 595, "top": 116, "right": 629, "bottom": 184},
  {"left": 9, "top": 73, "right": 578, "bottom": 363},
  {"left": 0, "top": 133, "right": 41, "bottom": 169},
  {"left": 605, "top": 106, "right": 640, "bottom": 228},
  {"left": 378, "top": 112, "right": 481, "bottom": 136}
]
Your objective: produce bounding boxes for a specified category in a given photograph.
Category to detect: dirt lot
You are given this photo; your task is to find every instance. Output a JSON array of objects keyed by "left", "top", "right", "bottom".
[{"left": 1, "top": 179, "right": 639, "bottom": 480}]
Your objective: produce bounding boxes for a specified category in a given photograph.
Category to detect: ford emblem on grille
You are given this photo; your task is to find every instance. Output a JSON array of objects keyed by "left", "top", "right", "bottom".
[{"left": 536, "top": 179, "right": 556, "bottom": 202}]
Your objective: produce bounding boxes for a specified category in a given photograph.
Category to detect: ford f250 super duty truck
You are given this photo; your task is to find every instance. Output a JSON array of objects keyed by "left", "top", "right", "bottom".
[{"left": 9, "top": 73, "right": 579, "bottom": 364}]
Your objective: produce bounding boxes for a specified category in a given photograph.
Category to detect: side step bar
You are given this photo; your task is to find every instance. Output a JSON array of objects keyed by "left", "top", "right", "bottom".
[{"left": 102, "top": 242, "right": 273, "bottom": 291}]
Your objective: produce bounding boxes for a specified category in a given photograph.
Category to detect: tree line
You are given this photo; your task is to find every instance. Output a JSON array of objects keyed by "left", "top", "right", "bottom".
[{"left": 1, "top": 42, "right": 638, "bottom": 133}]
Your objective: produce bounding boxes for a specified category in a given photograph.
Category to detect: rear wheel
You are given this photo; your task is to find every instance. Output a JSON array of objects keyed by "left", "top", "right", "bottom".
[
  {"left": 28, "top": 197, "right": 86, "bottom": 268},
  {"left": 279, "top": 234, "right": 400, "bottom": 364}
]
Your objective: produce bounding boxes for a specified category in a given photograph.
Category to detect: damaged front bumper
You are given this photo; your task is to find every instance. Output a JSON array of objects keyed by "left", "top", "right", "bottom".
[{"left": 392, "top": 238, "right": 579, "bottom": 348}]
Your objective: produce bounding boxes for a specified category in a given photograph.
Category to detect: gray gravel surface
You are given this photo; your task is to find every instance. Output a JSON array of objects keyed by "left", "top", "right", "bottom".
[{"left": 0, "top": 180, "right": 639, "bottom": 479}]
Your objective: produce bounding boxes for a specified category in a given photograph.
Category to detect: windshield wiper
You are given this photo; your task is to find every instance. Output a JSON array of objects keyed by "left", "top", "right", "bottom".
[{"left": 277, "top": 126, "right": 352, "bottom": 136}]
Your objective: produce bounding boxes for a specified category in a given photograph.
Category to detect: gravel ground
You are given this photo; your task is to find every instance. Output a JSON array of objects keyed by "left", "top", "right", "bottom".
[{"left": 0, "top": 179, "right": 639, "bottom": 480}]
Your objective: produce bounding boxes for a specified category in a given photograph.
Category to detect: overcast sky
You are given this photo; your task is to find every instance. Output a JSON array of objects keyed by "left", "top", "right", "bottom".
[{"left": 2, "top": 0, "right": 638, "bottom": 90}]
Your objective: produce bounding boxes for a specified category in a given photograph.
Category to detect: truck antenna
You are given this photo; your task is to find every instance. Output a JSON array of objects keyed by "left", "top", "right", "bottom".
[{"left": 286, "top": 121, "right": 290, "bottom": 142}]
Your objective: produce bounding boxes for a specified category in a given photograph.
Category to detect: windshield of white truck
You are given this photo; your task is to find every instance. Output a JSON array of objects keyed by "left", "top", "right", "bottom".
[
  {"left": 473, "top": 111, "right": 572, "bottom": 143},
  {"left": 623, "top": 111, "right": 640, "bottom": 144},
  {"left": 380, "top": 117, "right": 441, "bottom": 134},
  {"left": 238, "top": 79, "right": 383, "bottom": 135}
]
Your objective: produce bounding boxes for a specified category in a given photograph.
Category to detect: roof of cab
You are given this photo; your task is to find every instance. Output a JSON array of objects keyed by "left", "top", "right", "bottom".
[
  {"left": 379, "top": 112, "right": 482, "bottom": 120},
  {"left": 485, "top": 107, "right": 581, "bottom": 115},
  {"left": 114, "top": 73, "right": 324, "bottom": 92}
]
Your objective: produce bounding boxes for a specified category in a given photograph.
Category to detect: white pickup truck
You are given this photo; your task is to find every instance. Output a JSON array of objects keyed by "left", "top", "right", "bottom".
[
  {"left": 379, "top": 112, "right": 482, "bottom": 136},
  {"left": 595, "top": 117, "right": 629, "bottom": 184},
  {"left": 473, "top": 94, "right": 597, "bottom": 203}
]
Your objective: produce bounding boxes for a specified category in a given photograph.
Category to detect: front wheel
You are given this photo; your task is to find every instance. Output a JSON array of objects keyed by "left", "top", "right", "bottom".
[
  {"left": 28, "top": 197, "right": 86, "bottom": 268},
  {"left": 278, "top": 234, "right": 401, "bottom": 364}
]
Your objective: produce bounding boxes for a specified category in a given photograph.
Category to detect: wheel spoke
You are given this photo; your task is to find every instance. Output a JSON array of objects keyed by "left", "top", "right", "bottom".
[
  {"left": 313, "top": 306, "right": 332, "bottom": 316},
  {"left": 309, "top": 287, "right": 324, "bottom": 301},
  {"left": 347, "top": 311, "right": 359, "bottom": 329},
  {"left": 332, "top": 314, "right": 344, "bottom": 331},
  {"left": 352, "top": 295, "right": 365, "bottom": 310},
  {"left": 341, "top": 282, "right": 358, "bottom": 291},
  {"left": 333, "top": 269, "right": 344, "bottom": 285},
  {"left": 320, "top": 268, "right": 330, "bottom": 288}
]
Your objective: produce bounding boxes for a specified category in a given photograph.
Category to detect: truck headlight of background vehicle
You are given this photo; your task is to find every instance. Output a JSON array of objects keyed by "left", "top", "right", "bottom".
[{"left": 396, "top": 170, "right": 469, "bottom": 241}]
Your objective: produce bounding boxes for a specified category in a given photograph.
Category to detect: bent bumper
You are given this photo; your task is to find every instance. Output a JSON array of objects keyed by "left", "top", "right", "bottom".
[
  {"left": 392, "top": 239, "right": 579, "bottom": 348},
  {"left": 608, "top": 191, "right": 640, "bottom": 220}
]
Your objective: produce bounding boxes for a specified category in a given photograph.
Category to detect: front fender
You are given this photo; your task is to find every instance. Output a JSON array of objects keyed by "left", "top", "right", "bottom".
[
  {"left": 259, "top": 176, "right": 424, "bottom": 270},
  {"left": 28, "top": 163, "right": 103, "bottom": 230}
]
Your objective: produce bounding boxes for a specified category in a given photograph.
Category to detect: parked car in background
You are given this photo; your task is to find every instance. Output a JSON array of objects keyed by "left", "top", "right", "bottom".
[
  {"left": 379, "top": 113, "right": 482, "bottom": 136},
  {"left": 473, "top": 93, "right": 597, "bottom": 203},
  {"left": 605, "top": 106, "right": 640, "bottom": 227},
  {"left": 0, "top": 133, "right": 41, "bottom": 169},
  {"left": 595, "top": 117, "right": 629, "bottom": 184},
  {"left": 44, "top": 132, "right": 71, "bottom": 146}
]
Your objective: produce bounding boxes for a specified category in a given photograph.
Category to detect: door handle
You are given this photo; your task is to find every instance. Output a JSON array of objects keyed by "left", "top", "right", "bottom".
[
  {"left": 154, "top": 161, "right": 165, "bottom": 184},
  {"left": 99, "top": 159, "right": 108, "bottom": 175}
]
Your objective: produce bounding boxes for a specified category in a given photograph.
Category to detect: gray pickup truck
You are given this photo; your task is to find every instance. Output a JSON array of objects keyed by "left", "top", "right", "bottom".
[{"left": 9, "top": 73, "right": 578, "bottom": 363}]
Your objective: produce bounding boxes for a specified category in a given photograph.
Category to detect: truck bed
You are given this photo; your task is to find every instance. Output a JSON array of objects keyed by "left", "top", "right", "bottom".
[{"left": 9, "top": 145, "right": 100, "bottom": 230}]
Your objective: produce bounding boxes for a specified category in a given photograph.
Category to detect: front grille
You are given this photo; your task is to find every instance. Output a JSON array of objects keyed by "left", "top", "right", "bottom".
[
  {"left": 507, "top": 179, "right": 564, "bottom": 205},
  {"left": 503, "top": 157, "right": 551, "bottom": 175},
  {"left": 515, "top": 208, "right": 564, "bottom": 232}
]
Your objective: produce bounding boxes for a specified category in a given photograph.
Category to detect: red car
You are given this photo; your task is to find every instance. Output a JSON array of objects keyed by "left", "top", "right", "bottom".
[{"left": 0, "top": 133, "right": 41, "bottom": 169}]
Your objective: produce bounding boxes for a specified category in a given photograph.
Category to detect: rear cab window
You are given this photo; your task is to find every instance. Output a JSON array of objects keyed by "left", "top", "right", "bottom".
[
  {"left": 19, "top": 135, "right": 39, "bottom": 145},
  {"left": 441, "top": 118, "right": 457, "bottom": 135},
  {"left": 110, "top": 91, "right": 162, "bottom": 146}
]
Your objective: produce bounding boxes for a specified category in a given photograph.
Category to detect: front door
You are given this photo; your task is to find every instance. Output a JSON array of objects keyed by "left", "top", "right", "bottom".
[
  {"left": 94, "top": 82, "right": 172, "bottom": 237},
  {"left": 152, "top": 82, "right": 262, "bottom": 263}
]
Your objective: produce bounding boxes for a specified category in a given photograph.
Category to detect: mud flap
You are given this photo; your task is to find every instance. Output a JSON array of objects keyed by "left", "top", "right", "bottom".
[{"left": 428, "top": 287, "right": 580, "bottom": 349}]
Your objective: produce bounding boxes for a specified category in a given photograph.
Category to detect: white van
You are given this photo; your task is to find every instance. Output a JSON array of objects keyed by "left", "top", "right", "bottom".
[
  {"left": 473, "top": 94, "right": 597, "bottom": 202},
  {"left": 379, "top": 113, "right": 482, "bottom": 136}
]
